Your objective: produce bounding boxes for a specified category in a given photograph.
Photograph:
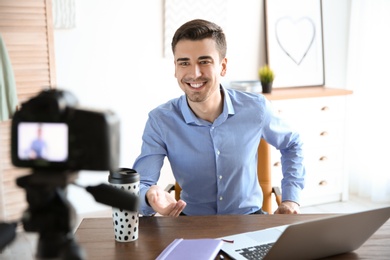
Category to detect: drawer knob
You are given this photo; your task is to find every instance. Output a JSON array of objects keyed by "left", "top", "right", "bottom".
[
  {"left": 319, "top": 156, "right": 328, "bottom": 161},
  {"left": 321, "top": 106, "right": 330, "bottom": 111},
  {"left": 273, "top": 162, "right": 281, "bottom": 167},
  {"left": 320, "top": 131, "right": 328, "bottom": 136},
  {"left": 319, "top": 180, "right": 328, "bottom": 186}
]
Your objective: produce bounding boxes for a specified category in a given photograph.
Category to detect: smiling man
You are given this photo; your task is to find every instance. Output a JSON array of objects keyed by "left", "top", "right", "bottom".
[{"left": 133, "top": 19, "right": 306, "bottom": 217}]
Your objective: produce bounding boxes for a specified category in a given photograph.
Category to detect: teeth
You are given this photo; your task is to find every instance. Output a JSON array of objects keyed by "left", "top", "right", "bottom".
[{"left": 190, "top": 83, "right": 203, "bottom": 88}]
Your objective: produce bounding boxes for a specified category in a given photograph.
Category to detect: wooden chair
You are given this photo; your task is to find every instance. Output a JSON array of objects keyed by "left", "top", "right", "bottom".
[{"left": 165, "top": 139, "right": 282, "bottom": 213}]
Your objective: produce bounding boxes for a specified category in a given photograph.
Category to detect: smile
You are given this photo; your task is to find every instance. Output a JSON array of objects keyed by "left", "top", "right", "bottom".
[{"left": 188, "top": 82, "right": 204, "bottom": 89}]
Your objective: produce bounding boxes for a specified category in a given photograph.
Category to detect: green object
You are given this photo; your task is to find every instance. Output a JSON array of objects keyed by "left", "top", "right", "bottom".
[
  {"left": 0, "top": 34, "right": 18, "bottom": 121},
  {"left": 258, "top": 65, "right": 275, "bottom": 84}
]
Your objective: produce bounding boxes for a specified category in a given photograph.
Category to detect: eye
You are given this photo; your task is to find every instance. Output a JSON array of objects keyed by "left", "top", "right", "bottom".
[
  {"left": 199, "top": 59, "right": 212, "bottom": 65},
  {"left": 178, "top": 61, "right": 189, "bottom": 66}
]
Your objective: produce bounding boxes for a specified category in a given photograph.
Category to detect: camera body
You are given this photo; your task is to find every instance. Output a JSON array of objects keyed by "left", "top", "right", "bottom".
[{"left": 11, "top": 88, "right": 120, "bottom": 171}]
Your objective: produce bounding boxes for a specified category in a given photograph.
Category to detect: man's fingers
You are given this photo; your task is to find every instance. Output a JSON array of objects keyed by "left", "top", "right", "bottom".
[
  {"left": 274, "top": 203, "right": 300, "bottom": 214},
  {"left": 169, "top": 200, "right": 187, "bottom": 217}
]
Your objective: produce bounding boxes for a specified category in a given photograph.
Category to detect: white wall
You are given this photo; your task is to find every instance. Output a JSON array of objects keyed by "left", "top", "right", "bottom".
[
  {"left": 55, "top": 0, "right": 350, "bottom": 214},
  {"left": 322, "top": 0, "right": 351, "bottom": 88}
]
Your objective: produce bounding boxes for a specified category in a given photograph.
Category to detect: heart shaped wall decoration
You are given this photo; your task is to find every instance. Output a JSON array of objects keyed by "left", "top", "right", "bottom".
[{"left": 275, "top": 16, "right": 316, "bottom": 65}]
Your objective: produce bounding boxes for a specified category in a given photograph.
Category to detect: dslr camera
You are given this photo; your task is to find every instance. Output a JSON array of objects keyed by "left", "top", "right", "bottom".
[
  {"left": 11, "top": 88, "right": 120, "bottom": 172},
  {"left": 1, "top": 89, "right": 127, "bottom": 259}
]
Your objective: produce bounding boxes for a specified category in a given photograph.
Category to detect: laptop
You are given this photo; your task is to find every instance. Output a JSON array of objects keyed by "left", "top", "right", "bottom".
[{"left": 220, "top": 206, "right": 390, "bottom": 260}]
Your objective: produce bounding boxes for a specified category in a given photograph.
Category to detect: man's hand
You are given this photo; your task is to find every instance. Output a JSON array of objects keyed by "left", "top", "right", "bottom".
[
  {"left": 146, "top": 185, "right": 186, "bottom": 217},
  {"left": 274, "top": 201, "right": 300, "bottom": 214}
]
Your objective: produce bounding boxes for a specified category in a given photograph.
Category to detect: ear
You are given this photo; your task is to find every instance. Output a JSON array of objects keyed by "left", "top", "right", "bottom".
[
  {"left": 220, "top": 58, "right": 227, "bottom": 76},
  {"left": 174, "top": 60, "right": 177, "bottom": 78}
]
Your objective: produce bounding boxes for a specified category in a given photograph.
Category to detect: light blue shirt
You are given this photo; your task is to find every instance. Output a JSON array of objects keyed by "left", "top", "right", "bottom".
[{"left": 133, "top": 86, "right": 305, "bottom": 216}]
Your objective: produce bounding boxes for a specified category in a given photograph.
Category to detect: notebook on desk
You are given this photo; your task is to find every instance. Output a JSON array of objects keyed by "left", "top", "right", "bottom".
[{"left": 220, "top": 206, "right": 390, "bottom": 260}]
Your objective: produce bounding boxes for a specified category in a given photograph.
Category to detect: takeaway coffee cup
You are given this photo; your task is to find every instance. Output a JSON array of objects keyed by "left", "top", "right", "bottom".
[{"left": 108, "top": 168, "right": 140, "bottom": 242}]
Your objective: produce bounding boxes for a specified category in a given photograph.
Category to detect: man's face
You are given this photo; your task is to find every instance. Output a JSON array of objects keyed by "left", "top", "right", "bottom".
[{"left": 174, "top": 38, "right": 227, "bottom": 103}]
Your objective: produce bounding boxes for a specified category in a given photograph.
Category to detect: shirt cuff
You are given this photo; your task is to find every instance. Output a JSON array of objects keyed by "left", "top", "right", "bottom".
[
  {"left": 281, "top": 184, "right": 302, "bottom": 206},
  {"left": 140, "top": 186, "right": 156, "bottom": 216}
]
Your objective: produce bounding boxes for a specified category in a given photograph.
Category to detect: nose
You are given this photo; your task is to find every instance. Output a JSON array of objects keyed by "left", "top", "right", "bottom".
[{"left": 188, "top": 64, "right": 202, "bottom": 79}]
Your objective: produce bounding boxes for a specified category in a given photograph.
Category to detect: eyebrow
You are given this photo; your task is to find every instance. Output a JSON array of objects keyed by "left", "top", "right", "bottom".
[
  {"left": 176, "top": 56, "right": 213, "bottom": 62},
  {"left": 198, "top": 55, "right": 213, "bottom": 60},
  {"left": 176, "top": 57, "right": 190, "bottom": 62}
]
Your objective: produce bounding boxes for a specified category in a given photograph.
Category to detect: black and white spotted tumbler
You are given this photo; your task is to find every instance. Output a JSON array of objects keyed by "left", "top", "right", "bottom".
[{"left": 108, "top": 168, "right": 140, "bottom": 242}]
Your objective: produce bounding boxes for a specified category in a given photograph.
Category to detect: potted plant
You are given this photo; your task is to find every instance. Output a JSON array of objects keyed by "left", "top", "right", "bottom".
[{"left": 258, "top": 65, "right": 275, "bottom": 93}]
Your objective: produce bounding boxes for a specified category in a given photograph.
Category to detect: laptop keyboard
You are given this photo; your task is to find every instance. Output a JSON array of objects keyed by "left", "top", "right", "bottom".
[{"left": 235, "top": 242, "right": 275, "bottom": 259}]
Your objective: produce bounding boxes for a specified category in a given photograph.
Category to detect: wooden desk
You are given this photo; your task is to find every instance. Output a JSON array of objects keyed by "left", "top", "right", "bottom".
[{"left": 74, "top": 214, "right": 389, "bottom": 260}]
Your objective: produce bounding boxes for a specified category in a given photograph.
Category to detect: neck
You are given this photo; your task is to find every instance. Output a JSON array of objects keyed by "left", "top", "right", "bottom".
[{"left": 188, "top": 89, "right": 223, "bottom": 123}]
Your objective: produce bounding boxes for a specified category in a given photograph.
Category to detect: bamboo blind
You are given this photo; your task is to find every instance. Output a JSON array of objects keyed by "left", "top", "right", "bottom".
[{"left": 0, "top": 0, "right": 56, "bottom": 221}]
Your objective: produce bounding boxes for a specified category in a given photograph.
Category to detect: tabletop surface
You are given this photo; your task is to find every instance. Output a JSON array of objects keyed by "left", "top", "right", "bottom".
[{"left": 74, "top": 214, "right": 390, "bottom": 260}]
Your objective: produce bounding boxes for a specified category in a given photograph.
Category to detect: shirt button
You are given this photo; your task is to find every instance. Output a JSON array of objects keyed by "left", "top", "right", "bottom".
[
  {"left": 219, "top": 196, "right": 223, "bottom": 201},
  {"left": 219, "top": 175, "right": 223, "bottom": 180},
  {"left": 217, "top": 150, "right": 220, "bottom": 155}
]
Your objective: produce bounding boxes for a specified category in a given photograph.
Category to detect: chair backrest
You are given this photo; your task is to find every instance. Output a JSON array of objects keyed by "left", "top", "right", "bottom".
[
  {"left": 257, "top": 138, "right": 275, "bottom": 213},
  {"left": 169, "top": 139, "right": 281, "bottom": 213}
]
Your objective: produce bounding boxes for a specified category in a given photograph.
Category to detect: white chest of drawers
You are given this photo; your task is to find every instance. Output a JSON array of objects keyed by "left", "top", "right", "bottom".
[{"left": 259, "top": 87, "right": 353, "bottom": 209}]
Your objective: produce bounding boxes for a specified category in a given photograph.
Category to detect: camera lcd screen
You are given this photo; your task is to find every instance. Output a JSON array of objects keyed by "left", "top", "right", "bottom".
[{"left": 17, "top": 122, "right": 68, "bottom": 162}]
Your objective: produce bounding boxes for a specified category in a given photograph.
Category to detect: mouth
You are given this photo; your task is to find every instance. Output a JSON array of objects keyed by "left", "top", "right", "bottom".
[{"left": 186, "top": 82, "right": 206, "bottom": 89}]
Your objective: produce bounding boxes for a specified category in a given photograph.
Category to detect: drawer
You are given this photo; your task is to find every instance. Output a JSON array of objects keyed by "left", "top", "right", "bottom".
[
  {"left": 271, "top": 96, "right": 347, "bottom": 122},
  {"left": 270, "top": 162, "right": 344, "bottom": 206},
  {"left": 270, "top": 145, "right": 344, "bottom": 171},
  {"left": 303, "top": 168, "right": 342, "bottom": 193},
  {"left": 269, "top": 146, "right": 344, "bottom": 189},
  {"left": 296, "top": 120, "right": 345, "bottom": 149},
  {"left": 300, "top": 188, "right": 344, "bottom": 206},
  {"left": 270, "top": 166, "right": 342, "bottom": 191},
  {"left": 304, "top": 146, "right": 344, "bottom": 173},
  {"left": 300, "top": 168, "right": 345, "bottom": 206},
  {"left": 270, "top": 167, "right": 343, "bottom": 199}
]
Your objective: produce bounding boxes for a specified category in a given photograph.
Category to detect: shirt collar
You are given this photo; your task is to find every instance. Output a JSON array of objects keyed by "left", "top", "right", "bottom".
[
  {"left": 223, "top": 85, "right": 235, "bottom": 116},
  {"left": 180, "top": 85, "right": 235, "bottom": 125}
]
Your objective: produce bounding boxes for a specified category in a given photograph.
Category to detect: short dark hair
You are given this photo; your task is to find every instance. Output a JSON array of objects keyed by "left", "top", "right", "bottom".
[{"left": 171, "top": 19, "right": 227, "bottom": 60}]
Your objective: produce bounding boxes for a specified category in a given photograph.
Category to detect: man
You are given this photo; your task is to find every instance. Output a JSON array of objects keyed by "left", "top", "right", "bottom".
[
  {"left": 133, "top": 19, "right": 305, "bottom": 217},
  {"left": 28, "top": 124, "right": 47, "bottom": 159}
]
